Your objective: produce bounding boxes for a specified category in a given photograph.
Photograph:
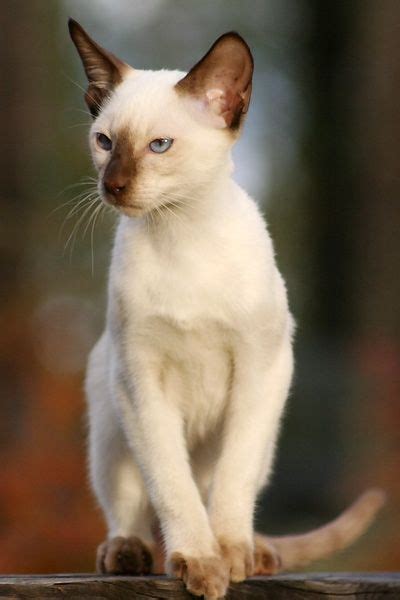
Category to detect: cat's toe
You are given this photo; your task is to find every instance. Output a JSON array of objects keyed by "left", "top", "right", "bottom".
[
  {"left": 253, "top": 537, "right": 281, "bottom": 575},
  {"left": 96, "top": 536, "right": 153, "bottom": 575},
  {"left": 218, "top": 537, "right": 254, "bottom": 582},
  {"left": 168, "top": 551, "right": 229, "bottom": 599}
]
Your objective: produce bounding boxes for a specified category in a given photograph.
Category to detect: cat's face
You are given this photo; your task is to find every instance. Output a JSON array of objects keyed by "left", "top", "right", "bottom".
[
  {"left": 69, "top": 20, "right": 253, "bottom": 217},
  {"left": 87, "top": 69, "right": 236, "bottom": 218}
]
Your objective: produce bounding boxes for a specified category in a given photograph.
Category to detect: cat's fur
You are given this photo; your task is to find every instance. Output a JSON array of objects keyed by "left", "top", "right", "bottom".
[{"left": 69, "top": 20, "right": 385, "bottom": 599}]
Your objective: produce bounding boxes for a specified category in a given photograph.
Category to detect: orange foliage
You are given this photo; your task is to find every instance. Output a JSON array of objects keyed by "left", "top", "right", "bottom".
[{"left": 0, "top": 327, "right": 104, "bottom": 573}]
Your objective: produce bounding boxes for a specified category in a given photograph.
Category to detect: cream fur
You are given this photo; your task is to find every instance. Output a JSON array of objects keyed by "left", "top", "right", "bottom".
[{"left": 85, "top": 58, "right": 295, "bottom": 598}]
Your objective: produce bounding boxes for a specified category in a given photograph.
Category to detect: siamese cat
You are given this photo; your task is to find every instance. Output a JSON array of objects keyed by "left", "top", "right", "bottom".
[{"left": 68, "top": 19, "right": 384, "bottom": 599}]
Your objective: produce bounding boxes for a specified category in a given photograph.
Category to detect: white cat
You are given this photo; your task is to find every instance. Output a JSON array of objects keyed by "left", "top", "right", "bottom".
[{"left": 69, "top": 19, "right": 384, "bottom": 599}]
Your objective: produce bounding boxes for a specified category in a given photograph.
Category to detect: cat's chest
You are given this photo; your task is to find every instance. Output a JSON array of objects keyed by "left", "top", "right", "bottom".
[
  {"left": 137, "top": 314, "right": 233, "bottom": 444},
  {"left": 113, "top": 232, "right": 237, "bottom": 439},
  {"left": 120, "top": 229, "right": 238, "bottom": 326}
]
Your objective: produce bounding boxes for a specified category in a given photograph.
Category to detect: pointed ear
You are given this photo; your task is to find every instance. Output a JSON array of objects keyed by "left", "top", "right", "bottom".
[
  {"left": 175, "top": 32, "right": 253, "bottom": 130},
  {"left": 68, "top": 18, "right": 130, "bottom": 117}
]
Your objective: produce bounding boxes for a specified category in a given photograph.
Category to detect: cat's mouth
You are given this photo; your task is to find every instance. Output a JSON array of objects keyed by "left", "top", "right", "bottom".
[
  {"left": 102, "top": 191, "right": 146, "bottom": 215},
  {"left": 101, "top": 187, "right": 175, "bottom": 218}
]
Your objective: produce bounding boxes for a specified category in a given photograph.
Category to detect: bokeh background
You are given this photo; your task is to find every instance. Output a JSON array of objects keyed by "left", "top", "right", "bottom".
[{"left": 1, "top": 0, "right": 399, "bottom": 573}]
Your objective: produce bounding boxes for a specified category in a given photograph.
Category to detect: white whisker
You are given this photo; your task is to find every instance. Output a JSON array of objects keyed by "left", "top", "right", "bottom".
[
  {"left": 52, "top": 178, "right": 97, "bottom": 206},
  {"left": 83, "top": 199, "right": 101, "bottom": 239},
  {"left": 90, "top": 202, "right": 104, "bottom": 275},
  {"left": 63, "top": 191, "right": 98, "bottom": 223},
  {"left": 68, "top": 121, "right": 92, "bottom": 129},
  {"left": 64, "top": 197, "right": 99, "bottom": 259},
  {"left": 62, "top": 72, "right": 104, "bottom": 112},
  {"left": 57, "top": 192, "right": 99, "bottom": 242},
  {"left": 160, "top": 201, "right": 185, "bottom": 227}
]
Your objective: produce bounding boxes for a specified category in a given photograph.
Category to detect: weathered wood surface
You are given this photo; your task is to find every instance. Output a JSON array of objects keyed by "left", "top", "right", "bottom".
[{"left": 0, "top": 573, "right": 398, "bottom": 599}]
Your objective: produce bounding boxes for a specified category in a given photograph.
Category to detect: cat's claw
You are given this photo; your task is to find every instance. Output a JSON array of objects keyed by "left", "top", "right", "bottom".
[
  {"left": 96, "top": 535, "right": 153, "bottom": 575},
  {"left": 168, "top": 551, "right": 229, "bottom": 599}
]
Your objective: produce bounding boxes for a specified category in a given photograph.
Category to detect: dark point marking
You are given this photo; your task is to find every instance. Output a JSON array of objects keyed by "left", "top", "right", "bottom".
[
  {"left": 68, "top": 18, "right": 130, "bottom": 117},
  {"left": 176, "top": 31, "right": 253, "bottom": 130},
  {"left": 103, "top": 129, "right": 138, "bottom": 205}
]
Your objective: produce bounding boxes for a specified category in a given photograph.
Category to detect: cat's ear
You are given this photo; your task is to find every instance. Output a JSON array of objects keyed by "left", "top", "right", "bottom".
[
  {"left": 68, "top": 18, "right": 130, "bottom": 117},
  {"left": 175, "top": 32, "right": 253, "bottom": 130}
]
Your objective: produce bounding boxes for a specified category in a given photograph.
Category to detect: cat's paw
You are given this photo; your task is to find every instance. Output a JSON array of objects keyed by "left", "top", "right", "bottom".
[
  {"left": 253, "top": 536, "right": 281, "bottom": 575},
  {"left": 218, "top": 537, "right": 254, "bottom": 582},
  {"left": 168, "top": 551, "right": 229, "bottom": 599},
  {"left": 96, "top": 536, "right": 153, "bottom": 575}
]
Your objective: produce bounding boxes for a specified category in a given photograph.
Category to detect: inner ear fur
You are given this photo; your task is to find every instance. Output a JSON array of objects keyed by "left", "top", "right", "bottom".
[
  {"left": 68, "top": 18, "right": 129, "bottom": 117},
  {"left": 176, "top": 32, "right": 254, "bottom": 129}
]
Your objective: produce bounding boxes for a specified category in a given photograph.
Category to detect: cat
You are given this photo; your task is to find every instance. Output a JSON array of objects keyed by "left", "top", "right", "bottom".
[{"left": 68, "top": 19, "right": 385, "bottom": 599}]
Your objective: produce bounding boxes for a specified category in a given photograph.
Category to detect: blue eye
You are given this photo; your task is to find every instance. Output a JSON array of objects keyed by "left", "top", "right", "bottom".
[
  {"left": 149, "top": 138, "right": 173, "bottom": 153},
  {"left": 96, "top": 132, "right": 112, "bottom": 151}
]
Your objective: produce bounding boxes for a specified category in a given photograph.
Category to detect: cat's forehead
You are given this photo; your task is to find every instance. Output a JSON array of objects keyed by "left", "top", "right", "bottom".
[{"left": 98, "top": 69, "right": 189, "bottom": 139}]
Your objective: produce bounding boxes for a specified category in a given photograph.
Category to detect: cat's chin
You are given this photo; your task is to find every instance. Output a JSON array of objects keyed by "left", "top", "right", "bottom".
[
  {"left": 102, "top": 198, "right": 148, "bottom": 218},
  {"left": 119, "top": 205, "right": 147, "bottom": 218},
  {"left": 112, "top": 201, "right": 173, "bottom": 219}
]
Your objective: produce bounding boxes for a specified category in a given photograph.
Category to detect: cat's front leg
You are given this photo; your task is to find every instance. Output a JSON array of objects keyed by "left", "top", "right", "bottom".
[
  {"left": 111, "top": 358, "right": 229, "bottom": 599},
  {"left": 86, "top": 334, "right": 157, "bottom": 575},
  {"left": 208, "top": 333, "right": 293, "bottom": 582}
]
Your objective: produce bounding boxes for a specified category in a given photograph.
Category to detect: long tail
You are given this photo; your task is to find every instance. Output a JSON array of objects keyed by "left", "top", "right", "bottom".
[{"left": 256, "top": 488, "right": 386, "bottom": 572}]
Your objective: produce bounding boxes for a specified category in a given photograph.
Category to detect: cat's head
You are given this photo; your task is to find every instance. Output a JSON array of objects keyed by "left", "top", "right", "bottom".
[{"left": 68, "top": 19, "right": 253, "bottom": 217}]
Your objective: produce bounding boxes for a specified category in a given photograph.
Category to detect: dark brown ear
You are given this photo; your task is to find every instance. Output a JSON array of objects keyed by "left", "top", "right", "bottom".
[
  {"left": 176, "top": 32, "right": 253, "bottom": 129},
  {"left": 68, "top": 18, "right": 129, "bottom": 117}
]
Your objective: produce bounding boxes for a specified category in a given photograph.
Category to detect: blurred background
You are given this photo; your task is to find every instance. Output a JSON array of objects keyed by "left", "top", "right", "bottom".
[{"left": 0, "top": 0, "right": 399, "bottom": 573}]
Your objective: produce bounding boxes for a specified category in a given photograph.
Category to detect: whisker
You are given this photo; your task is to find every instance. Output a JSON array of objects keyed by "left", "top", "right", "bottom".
[
  {"left": 160, "top": 193, "right": 194, "bottom": 206},
  {"left": 53, "top": 178, "right": 97, "bottom": 203},
  {"left": 160, "top": 202, "right": 185, "bottom": 227},
  {"left": 62, "top": 72, "right": 104, "bottom": 113},
  {"left": 63, "top": 199, "right": 95, "bottom": 253},
  {"left": 83, "top": 199, "right": 101, "bottom": 239},
  {"left": 64, "top": 107, "right": 91, "bottom": 117},
  {"left": 61, "top": 193, "right": 99, "bottom": 233},
  {"left": 68, "top": 199, "right": 100, "bottom": 261},
  {"left": 153, "top": 204, "right": 163, "bottom": 224},
  {"left": 146, "top": 205, "right": 155, "bottom": 231},
  {"left": 162, "top": 193, "right": 197, "bottom": 204},
  {"left": 90, "top": 202, "right": 104, "bottom": 275},
  {"left": 151, "top": 208, "right": 156, "bottom": 229},
  {"left": 57, "top": 192, "right": 99, "bottom": 242},
  {"left": 61, "top": 187, "right": 98, "bottom": 209},
  {"left": 68, "top": 121, "right": 92, "bottom": 129},
  {"left": 67, "top": 191, "right": 98, "bottom": 220},
  {"left": 64, "top": 197, "right": 99, "bottom": 258}
]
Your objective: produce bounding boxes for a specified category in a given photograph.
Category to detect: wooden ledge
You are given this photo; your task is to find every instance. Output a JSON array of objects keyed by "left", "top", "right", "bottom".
[{"left": 0, "top": 573, "right": 399, "bottom": 598}]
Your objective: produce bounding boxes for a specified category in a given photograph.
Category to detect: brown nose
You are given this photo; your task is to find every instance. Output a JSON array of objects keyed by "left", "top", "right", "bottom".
[{"left": 103, "top": 177, "right": 126, "bottom": 196}]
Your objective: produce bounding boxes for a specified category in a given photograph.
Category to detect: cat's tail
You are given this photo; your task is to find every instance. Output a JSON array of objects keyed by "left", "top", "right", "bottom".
[{"left": 255, "top": 488, "right": 386, "bottom": 572}]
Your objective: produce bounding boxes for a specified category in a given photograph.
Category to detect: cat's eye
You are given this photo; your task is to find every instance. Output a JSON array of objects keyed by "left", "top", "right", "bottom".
[
  {"left": 149, "top": 138, "right": 173, "bottom": 153},
  {"left": 96, "top": 133, "right": 112, "bottom": 151}
]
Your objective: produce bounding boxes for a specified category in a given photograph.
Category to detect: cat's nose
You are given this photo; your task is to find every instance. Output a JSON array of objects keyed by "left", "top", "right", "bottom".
[{"left": 103, "top": 178, "right": 126, "bottom": 196}]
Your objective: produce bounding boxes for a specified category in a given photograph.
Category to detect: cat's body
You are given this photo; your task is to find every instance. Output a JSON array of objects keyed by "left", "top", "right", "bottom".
[{"left": 69, "top": 21, "right": 384, "bottom": 599}]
